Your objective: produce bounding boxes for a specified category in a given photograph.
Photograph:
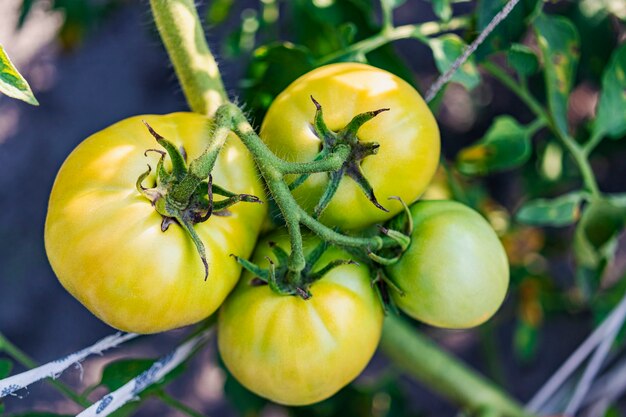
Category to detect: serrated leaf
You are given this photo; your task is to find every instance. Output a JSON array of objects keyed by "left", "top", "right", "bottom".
[
  {"left": 0, "top": 359, "right": 13, "bottom": 378},
  {"left": 594, "top": 42, "right": 626, "bottom": 139},
  {"left": 517, "top": 192, "right": 586, "bottom": 226},
  {"left": 0, "top": 45, "right": 39, "bottom": 105},
  {"left": 429, "top": 34, "right": 480, "bottom": 90},
  {"left": 431, "top": 0, "right": 452, "bottom": 21},
  {"left": 534, "top": 13, "right": 580, "bottom": 138},
  {"left": 457, "top": 116, "right": 533, "bottom": 175},
  {"left": 507, "top": 43, "right": 539, "bottom": 76}
]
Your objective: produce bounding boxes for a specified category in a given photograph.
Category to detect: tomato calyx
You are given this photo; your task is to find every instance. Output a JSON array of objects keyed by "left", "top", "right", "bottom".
[
  {"left": 289, "top": 96, "right": 391, "bottom": 218},
  {"left": 136, "top": 121, "right": 262, "bottom": 279},
  {"left": 232, "top": 240, "right": 357, "bottom": 299}
]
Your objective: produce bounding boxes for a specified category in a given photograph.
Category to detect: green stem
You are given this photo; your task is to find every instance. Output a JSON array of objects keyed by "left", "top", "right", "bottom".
[
  {"left": 0, "top": 333, "right": 91, "bottom": 407},
  {"left": 150, "top": 0, "right": 227, "bottom": 116},
  {"left": 583, "top": 129, "right": 604, "bottom": 156},
  {"left": 155, "top": 390, "right": 207, "bottom": 417},
  {"left": 483, "top": 61, "right": 601, "bottom": 197},
  {"left": 316, "top": 17, "right": 470, "bottom": 65},
  {"left": 379, "top": 317, "right": 532, "bottom": 417}
]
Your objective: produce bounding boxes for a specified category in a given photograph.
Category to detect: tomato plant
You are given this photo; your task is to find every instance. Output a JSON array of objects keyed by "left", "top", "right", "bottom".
[
  {"left": 387, "top": 200, "right": 509, "bottom": 329},
  {"left": 44, "top": 113, "right": 266, "bottom": 333},
  {"left": 218, "top": 233, "right": 383, "bottom": 406},
  {"left": 260, "top": 62, "right": 440, "bottom": 230}
]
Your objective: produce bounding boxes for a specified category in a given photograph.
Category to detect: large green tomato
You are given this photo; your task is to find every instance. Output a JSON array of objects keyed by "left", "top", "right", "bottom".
[
  {"left": 45, "top": 113, "right": 266, "bottom": 334},
  {"left": 387, "top": 201, "right": 509, "bottom": 329},
  {"left": 218, "top": 234, "right": 383, "bottom": 406},
  {"left": 260, "top": 63, "right": 440, "bottom": 230}
]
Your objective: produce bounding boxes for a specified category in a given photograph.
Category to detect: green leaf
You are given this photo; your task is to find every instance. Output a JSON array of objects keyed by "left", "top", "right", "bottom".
[
  {"left": 99, "top": 358, "right": 185, "bottom": 394},
  {"left": 0, "top": 359, "right": 12, "bottom": 378},
  {"left": 431, "top": 0, "right": 452, "bottom": 21},
  {"left": 242, "top": 42, "right": 314, "bottom": 121},
  {"left": 7, "top": 413, "right": 72, "bottom": 417},
  {"left": 516, "top": 192, "right": 586, "bottom": 226},
  {"left": 514, "top": 321, "right": 538, "bottom": 363},
  {"left": 534, "top": 13, "right": 580, "bottom": 138},
  {"left": 456, "top": 116, "right": 533, "bottom": 175},
  {"left": 206, "top": 0, "right": 235, "bottom": 26},
  {"left": 507, "top": 43, "right": 539, "bottom": 76},
  {"left": 475, "top": 0, "right": 540, "bottom": 60},
  {"left": 594, "top": 42, "right": 626, "bottom": 139},
  {"left": 574, "top": 199, "right": 626, "bottom": 296},
  {"left": 0, "top": 45, "right": 39, "bottom": 105},
  {"left": 222, "top": 367, "right": 267, "bottom": 416},
  {"left": 429, "top": 34, "right": 480, "bottom": 91}
]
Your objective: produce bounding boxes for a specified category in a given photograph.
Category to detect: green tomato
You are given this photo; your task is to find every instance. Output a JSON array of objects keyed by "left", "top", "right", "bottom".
[
  {"left": 260, "top": 63, "right": 440, "bottom": 230},
  {"left": 218, "top": 234, "right": 383, "bottom": 406},
  {"left": 387, "top": 201, "right": 509, "bottom": 329}
]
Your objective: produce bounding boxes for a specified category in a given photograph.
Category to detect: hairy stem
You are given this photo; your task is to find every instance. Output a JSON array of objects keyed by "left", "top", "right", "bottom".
[
  {"left": 483, "top": 61, "right": 600, "bottom": 197},
  {"left": 380, "top": 317, "right": 531, "bottom": 417},
  {"left": 150, "top": 0, "right": 227, "bottom": 116}
]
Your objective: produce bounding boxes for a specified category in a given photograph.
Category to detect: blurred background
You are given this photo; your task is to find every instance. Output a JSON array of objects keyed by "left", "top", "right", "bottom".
[{"left": 0, "top": 0, "right": 625, "bottom": 416}]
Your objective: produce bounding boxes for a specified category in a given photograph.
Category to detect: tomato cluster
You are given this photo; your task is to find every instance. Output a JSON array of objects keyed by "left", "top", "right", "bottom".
[{"left": 44, "top": 63, "right": 509, "bottom": 406}]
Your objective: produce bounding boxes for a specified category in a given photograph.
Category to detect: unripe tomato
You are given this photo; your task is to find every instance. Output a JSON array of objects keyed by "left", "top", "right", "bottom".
[
  {"left": 45, "top": 113, "right": 266, "bottom": 333},
  {"left": 218, "top": 234, "right": 383, "bottom": 405},
  {"left": 260, "top": 63, "right": 440, "bottom": 230},
  {"left": 387, "top": 201, "right": 509, "bottom": 329}
]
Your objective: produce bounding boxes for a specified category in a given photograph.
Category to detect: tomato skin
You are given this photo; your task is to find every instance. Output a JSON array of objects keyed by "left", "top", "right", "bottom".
[
  {"left": 217, "top": 234, "right": 383, "bottom": 406},
  {"left": 45, "top": 113, "right": 266, "bottom": 334},
  {"left": 260, "top": 63, "right": 440, "bottom": 230},
  {"left": 387, "top": 201, "right": 509, "bottom": 329}
]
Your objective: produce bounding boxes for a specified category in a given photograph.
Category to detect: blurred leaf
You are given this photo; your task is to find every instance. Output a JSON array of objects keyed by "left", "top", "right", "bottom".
[
  {"left": 457, "top": 116, "right": 533, "bottom": 175},
  {"left": 242, "top": 42, "right": 315, "bottom": 122},
  {"left": 338, "top": 23, "right": 358, "bottom": 48},
  {"left": 507, "top": 43, "right": 539, "bottom": 76},
  {"left": 475, "top": 0, "right": 540, "bottom": 60},
  {"left": 514, "top": 321, "right": 538, "bottom": 363},
  {"left": 429, "top": 34, "right": 480, "bottom": 90},
  {"left": 431, "top": 0, "right": 452, "bottom": 21},
  {"left": 516, "top": 192, "right": 586, "bottom": 226},
  {"left": 380, "top": 0, "right": 406, "bottom": 11},
  {"left": 206, "top": 0, "right": 235, "bottom": 26},
  {"left": 534, "top": 13, "right": 580, "bottom": 138},
  {"left": 99, "top": 358, "right": 185, "bottom": 395},
  {"left": 0, "top": 359, "right": 12, "bottom": 378},
  {"left": 594, "top": 42, "right": 626, "bottom": 139},
  {"left": 607, "top": 193, "right": 626, "bottom": 207},
  {"left": 574, "top": 199, "right": 626, "bottom": 296},
  {"left": 0, "top": 45, "right": 39, "bottom": 105}
]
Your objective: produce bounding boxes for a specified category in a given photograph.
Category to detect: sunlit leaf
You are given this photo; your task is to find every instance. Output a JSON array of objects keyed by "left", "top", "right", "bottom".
[
  {"left": 431, "top": 0, "right": 452, "bottom": 21},
  {"left": 507, "top": 43, "right": 539, "bottom": 76},
  {"left": 517, "top": 192, "right": 586, "bottom": 226},
  {"left": 0, "top": 45, "right": 38, "bottom": 105},
  {"left": 534, "top": 13, "right": 580, "bottom": 138},
  {"left": 429, "top": 34, "right": 480, "bottom": 91},
  {"left": 594, "top": 42, "right": 626, "bottom": 139},
  {"left": 457, "top": 116, "right": 533, "bottom": 175}
]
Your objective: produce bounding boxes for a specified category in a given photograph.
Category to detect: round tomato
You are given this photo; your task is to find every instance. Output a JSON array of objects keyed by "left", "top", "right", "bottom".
[
  {"left": 260, "top": 63, "right": 440, "bottom": 230},
  {"left": 386, "top": 201, "right": 509, "bottom": 329},
  {"left": 45, "top": 113, "right": 266, "bottom": 334},
  {"left": 218, "top": 233, "right": 383, "bottom": 406}
]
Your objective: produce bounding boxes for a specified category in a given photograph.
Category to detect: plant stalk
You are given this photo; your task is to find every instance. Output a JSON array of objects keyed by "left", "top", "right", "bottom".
[
  {"left": 380, "top": 317, "right": 532, "bottom": 417},
  {"left": 150, "top": 0, "right": 227, "bottom": 116}
]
